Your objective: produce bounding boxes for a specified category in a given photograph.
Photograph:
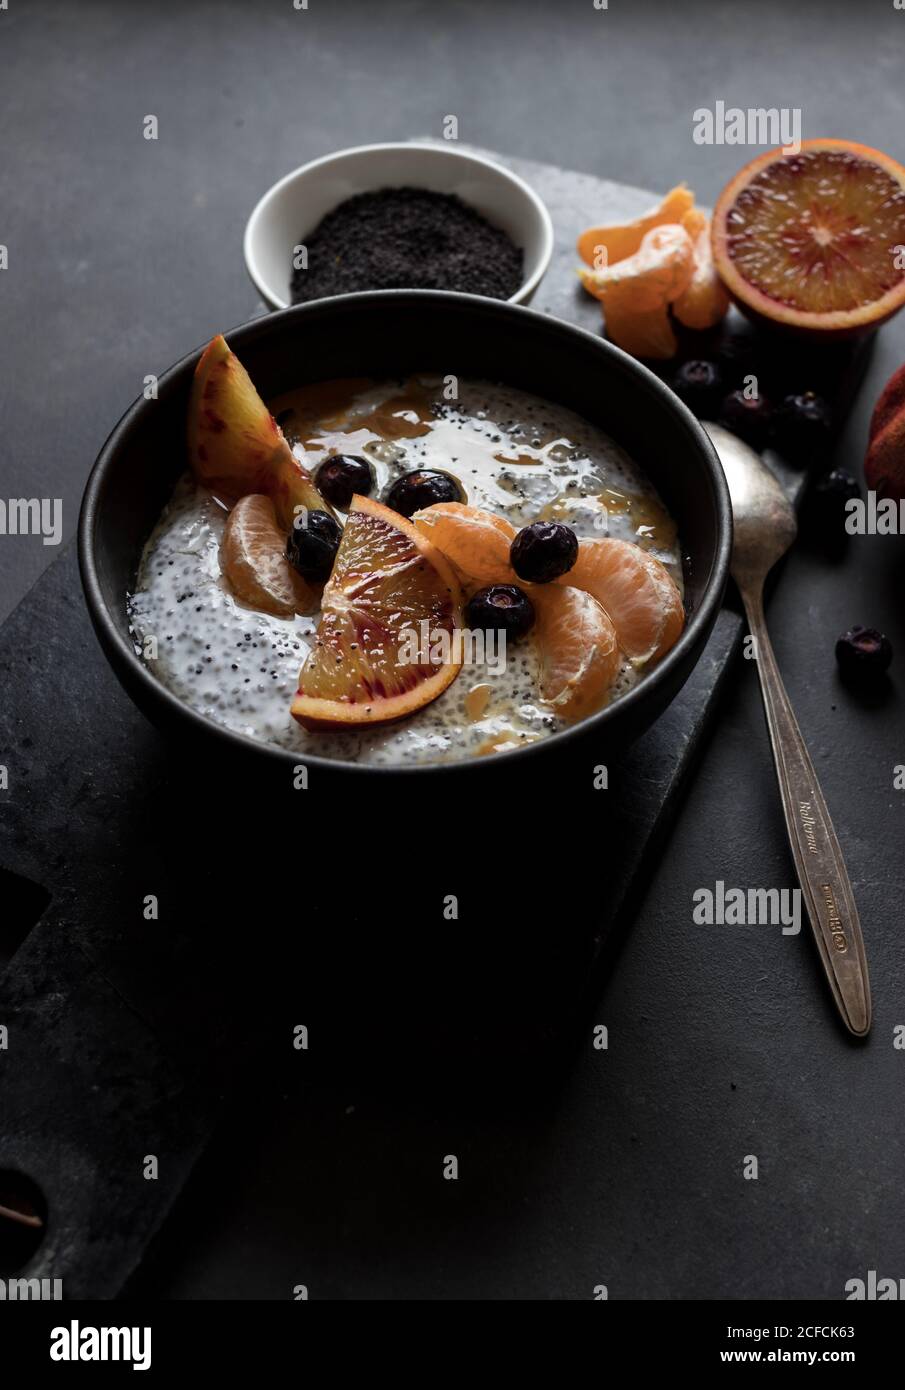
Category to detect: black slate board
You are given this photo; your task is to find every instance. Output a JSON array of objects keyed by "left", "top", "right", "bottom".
[{"left": 0, "top": 151, "right": 869, "bottom": 1297}]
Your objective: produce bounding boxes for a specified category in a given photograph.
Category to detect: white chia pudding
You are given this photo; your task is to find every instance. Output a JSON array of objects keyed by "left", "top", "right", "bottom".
[{"left": 129, "top": 378, "right": 683, "bottom": 767}]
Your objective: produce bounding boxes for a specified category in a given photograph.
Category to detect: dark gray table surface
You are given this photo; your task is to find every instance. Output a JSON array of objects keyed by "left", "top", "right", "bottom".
[{"left": 2, "top": 0, "right": 905, "bottom": 1300}]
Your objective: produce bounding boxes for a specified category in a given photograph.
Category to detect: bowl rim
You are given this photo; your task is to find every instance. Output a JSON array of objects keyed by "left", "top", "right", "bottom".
[
  {"left": 242, "top": 141, "right": 556, "bottom": 309},
  {"left": 79, "top": 289, "right": 732, "bottom": 779}
]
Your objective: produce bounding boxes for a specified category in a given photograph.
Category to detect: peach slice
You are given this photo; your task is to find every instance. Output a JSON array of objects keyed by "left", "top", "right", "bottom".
[
  {"left": 556, "top": 537, "right": 684, "bottom": 665},
  {"left": 577, "top": 185, "right": 695, "bottom": 269},
  {"left": 532, "top": 584, "right": 621, "bottom": 720},
  {"left": 188, "top": 335, "right": 332, "bottom": 530},
  {"left": 672, "top": 207, "right": 730, "bottom": 331}
]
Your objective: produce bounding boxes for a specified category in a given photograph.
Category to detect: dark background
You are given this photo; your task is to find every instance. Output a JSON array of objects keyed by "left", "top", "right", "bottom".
[{"left": 2, "top": 0, "right": 905, "bottom": 1299}]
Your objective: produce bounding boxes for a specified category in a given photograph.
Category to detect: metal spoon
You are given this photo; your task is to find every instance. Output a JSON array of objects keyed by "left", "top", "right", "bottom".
[{"left": 704, "top": 422, "right": 871, "bottom": 1037}]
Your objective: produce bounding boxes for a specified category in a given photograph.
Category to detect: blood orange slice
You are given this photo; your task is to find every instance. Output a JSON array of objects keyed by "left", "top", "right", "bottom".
[
  {"left": 291, "top": 496, "right": 463, "bottom": 729},
  {"left": 712, "top": 140, "right": 905, "bottom": 336}
]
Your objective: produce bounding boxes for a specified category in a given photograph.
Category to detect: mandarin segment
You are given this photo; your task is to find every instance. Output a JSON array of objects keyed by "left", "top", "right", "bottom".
[
  {"left": 221, "top": 494, "right": 319, "bottom": 617},
  {"left": 598, "top": 288, "right": 680, "bottom": 360},
  {"left": 672, "top": 207, "right": 730, "bottom": 330},
  {"left": 532, "top": 584, "right": 621, "bottom": 720},
  {"left": 411, "top": 501, "right": 684, "bottom": 670},
  {"left": 558, "top": 537, "right": 684, "bottom": 665},
  {"left": 412, "top": 502, "right": 517, "bottom": 584},
  {"left": 291, "top": 495, "right": 463, "bottom": 729}
]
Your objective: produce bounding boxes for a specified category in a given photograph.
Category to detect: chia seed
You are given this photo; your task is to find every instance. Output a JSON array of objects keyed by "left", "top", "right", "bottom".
[{"left": 290, "top": 186, "right": 523, "bottom": 304}]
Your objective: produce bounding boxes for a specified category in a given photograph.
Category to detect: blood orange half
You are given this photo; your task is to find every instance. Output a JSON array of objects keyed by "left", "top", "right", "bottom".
[
  {"left": 291, "top": 496, "right": 463, "bottom": 730},
  {"left": 712, "top": 139, "right": 905, "bottom": 336}
]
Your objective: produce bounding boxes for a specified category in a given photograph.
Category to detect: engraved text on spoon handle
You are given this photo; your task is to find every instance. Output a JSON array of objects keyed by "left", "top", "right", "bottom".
[{"left": 741, "top": 588, "right": 872, "bottom": 1037}]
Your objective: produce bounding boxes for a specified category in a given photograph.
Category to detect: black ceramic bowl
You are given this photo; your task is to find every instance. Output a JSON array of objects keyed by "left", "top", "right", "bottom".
[{"left": 79, "top": 291, "right": 731, "bottom": 781}]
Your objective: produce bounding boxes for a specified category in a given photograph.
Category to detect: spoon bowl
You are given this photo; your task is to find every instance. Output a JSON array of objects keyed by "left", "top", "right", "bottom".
[{"left": 703, "top": 423, "right": 797, "bottom": 588}]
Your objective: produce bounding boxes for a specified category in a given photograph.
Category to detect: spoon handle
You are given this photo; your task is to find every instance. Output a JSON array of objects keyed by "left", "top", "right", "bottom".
[{"left": 741, "top": 588, "right": 872, "bottom": 1037}]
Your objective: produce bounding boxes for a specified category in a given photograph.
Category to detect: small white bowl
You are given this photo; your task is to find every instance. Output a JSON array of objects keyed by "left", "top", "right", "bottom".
[{"left": 243, "top": 142, "right": 554, "bottom": 310}]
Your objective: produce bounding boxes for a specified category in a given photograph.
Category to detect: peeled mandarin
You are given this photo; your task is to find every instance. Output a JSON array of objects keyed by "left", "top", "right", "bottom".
[
  {"left": 577, "top": 185, "right": 695, "bottom": 268},
  {"left": 579, "top": 224, "right": 695, "bottom": 358},
  {"left": 579, "top": 223, "right": 695, "bottom": 308}
]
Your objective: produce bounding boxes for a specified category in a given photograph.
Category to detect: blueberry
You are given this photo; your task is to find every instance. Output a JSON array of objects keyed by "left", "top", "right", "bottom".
[
  {"left": 774, "top": 392, "right": 832, "bottom": 464},
  {"left": 809, "top": 469, "right": 860, "bottom": 533},
  {"left": 465, "top": 585, "right": 535, "bottom": 641},
  {"left": 835, "top": 626, "right": 892, "bottom": 682},
  {"left": 719, "top": 389, "right": 773, "bottom": 449},
  {"left": 672, "top": 360, "right": 723, "bottom": 417},
  {"left": 286, "top": 510, "right": 342, "bottom": 582},
  {"left": 315, "top": 454, "right": 373, "bottom": 510},
  {"left": 385, "top": 469, "right": 465, "bottom": 518},
  {"left": 510, "top": 521, "right": 579, "bottom": 583}
]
